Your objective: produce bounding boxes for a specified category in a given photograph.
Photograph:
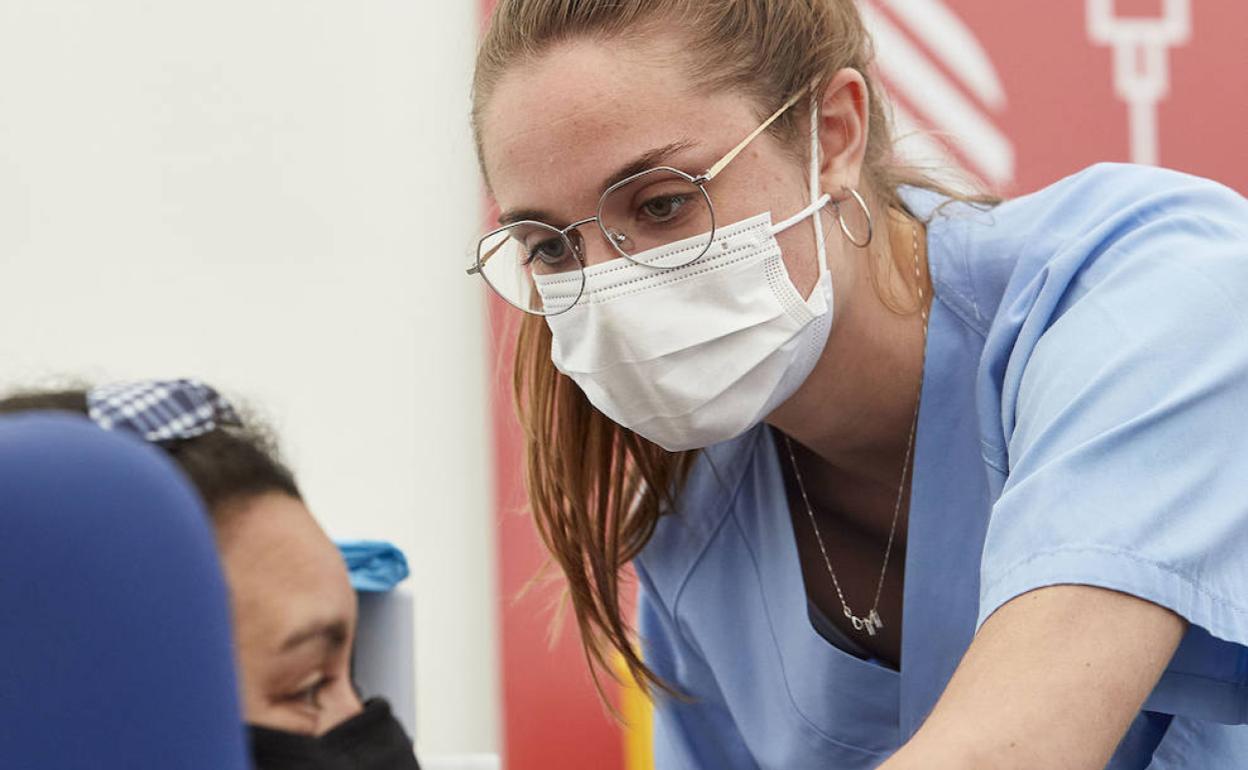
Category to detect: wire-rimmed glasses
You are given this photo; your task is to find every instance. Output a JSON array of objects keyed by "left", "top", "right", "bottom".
[{"left": 467, "top": 87, "right": 808, "bottom": 316}]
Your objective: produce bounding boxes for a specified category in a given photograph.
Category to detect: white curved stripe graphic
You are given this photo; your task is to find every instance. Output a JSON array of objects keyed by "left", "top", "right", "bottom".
[
  {"left": 890, "top": 101, "right": 988, "bottom": 195},
  {"left": 879, "top": 0, "right": 1007, "bottom": 110},
  {"left": 861, "top": 2, "right": 1015, "bottom": 186}
]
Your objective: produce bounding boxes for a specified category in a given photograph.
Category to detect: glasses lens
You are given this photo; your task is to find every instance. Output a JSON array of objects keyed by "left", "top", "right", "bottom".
[
  {"left": 599, "top": 169, "right": 714, "bottom": 267},
  {"left": 476, "top": 223, "right": 585, "bottom": 315}
]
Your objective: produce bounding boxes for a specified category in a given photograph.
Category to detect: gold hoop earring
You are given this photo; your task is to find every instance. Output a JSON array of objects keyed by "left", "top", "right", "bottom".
[{"left": 832, "top": 186, "right": 873, "bottom": 248}]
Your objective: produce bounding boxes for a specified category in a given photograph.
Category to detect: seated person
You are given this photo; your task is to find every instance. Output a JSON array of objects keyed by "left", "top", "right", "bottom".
[{"left": 0, "top": 379, "right": 420, "bottom": 770}]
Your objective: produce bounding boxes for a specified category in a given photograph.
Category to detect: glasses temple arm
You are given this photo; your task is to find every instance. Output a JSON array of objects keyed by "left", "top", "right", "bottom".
[
  {"left": 467, "top": 238, "right": 509, "bottom": 275},
  {"left": 700, "top": 87, "right": 810, "bottom": 182}
]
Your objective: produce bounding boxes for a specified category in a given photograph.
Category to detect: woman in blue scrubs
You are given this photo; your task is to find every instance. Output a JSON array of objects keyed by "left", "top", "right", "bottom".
[{"left": 468, "top": 1, "right": 1248, "bottom": 767}]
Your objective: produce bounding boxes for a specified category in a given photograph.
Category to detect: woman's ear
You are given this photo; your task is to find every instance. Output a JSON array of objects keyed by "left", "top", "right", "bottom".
[{"left": 816, "top": 68, "right": 871, "bottom": 194}]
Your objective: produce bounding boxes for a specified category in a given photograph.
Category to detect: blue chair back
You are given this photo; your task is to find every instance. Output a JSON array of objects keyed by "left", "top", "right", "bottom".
[{"left": 0, "top": 414, "right": 249, "bottom": 768}]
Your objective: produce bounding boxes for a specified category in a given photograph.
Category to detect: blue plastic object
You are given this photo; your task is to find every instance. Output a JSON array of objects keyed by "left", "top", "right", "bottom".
[
  {"left": 337, "top": 540, "right": 410, "bottom": 592},
  {"left": 0, "top": 414, "right": 249, "bottom": 769}
]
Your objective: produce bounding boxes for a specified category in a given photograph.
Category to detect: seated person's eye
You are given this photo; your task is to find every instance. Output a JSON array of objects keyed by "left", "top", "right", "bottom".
[{"left": 281, "top": 675, "right": 333, "bottom": 712}]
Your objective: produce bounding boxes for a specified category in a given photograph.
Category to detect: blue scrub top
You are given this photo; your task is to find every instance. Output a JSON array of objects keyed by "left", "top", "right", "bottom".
[{"left": 636, "top": 164, "right": 1248, "bottom": 769}]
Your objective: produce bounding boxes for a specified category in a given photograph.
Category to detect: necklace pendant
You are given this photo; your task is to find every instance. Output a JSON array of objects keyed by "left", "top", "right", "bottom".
[{"left": 844, "top": 607, "right": 883, "bottom": 636}]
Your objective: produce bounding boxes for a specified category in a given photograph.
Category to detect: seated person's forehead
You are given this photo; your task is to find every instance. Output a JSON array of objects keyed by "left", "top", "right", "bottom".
[{"left": 217, "top": 494, "right": 356, "bottom": 649}]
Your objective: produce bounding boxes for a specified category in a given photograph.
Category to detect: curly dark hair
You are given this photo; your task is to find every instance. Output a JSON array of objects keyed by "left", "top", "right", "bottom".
[{"left": 0, "top": 387, "right": 301, "bottom": 517}]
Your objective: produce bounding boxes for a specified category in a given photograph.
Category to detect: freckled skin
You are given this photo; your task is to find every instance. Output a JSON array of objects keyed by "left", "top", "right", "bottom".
[{"left": 481, "top": 37, "right": 857, "bottom": 303}]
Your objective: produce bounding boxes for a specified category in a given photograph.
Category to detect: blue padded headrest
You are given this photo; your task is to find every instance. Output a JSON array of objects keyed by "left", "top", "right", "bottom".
[{"left": 0, "top": 414, "right": 248, "bottom": 768}]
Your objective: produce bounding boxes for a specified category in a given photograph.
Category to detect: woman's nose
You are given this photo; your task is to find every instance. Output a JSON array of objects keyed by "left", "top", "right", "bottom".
[
  {"left": 318, "top": 682, "right": 364, "bottom": 736},
  {"left": 571, "top": 225, "right": 628, "bottom": 268}
]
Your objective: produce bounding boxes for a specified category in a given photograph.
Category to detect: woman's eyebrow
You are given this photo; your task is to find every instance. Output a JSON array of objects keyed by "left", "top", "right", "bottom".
[
  {"left": 599, "top": 139, "right": 698, "bottom": 190},
  {"left": 496, "top": 139, "right": 698, "bottom": 227},
  {"left": 279, "top": 619, "right": 349, "bottom": 653},
  {"left": 496, "top": 207, "right": 554, "bottom": 227}
]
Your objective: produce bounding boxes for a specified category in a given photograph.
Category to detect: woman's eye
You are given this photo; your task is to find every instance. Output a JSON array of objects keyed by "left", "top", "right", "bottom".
[
  {"left": 524, "top": 237, "right": 569, "bottom": 267},
  {"left": 283, "top": 677, "right": 331, "bottom": 711},
  {"left": 639, "top": 194, "right": 688, "bottom": 223}
]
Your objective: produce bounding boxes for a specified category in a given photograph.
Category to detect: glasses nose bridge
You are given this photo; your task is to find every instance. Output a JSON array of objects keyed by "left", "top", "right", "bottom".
[
  {"left": 560, "top": 216, "right": 599, "bottom": 240},
  {"left": 562, "top": 216, "right": 618, "bottom": 266}
]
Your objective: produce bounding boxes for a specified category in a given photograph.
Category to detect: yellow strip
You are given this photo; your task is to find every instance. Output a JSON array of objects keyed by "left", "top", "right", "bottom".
[{"left": 615, "top": 654, "right": 655, "bottom": 770}]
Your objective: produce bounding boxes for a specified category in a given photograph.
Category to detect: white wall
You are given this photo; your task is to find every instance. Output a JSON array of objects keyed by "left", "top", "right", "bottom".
[{"left": 0, "top": 0, "right": 499, "bottom": 756}]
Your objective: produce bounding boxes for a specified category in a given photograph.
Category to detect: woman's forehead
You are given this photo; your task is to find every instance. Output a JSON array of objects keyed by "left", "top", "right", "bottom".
[
  {"left": 222, "top": 505, "right": 357, "bottom": 657},
  {"left": 220, "top": 498, "right": 354, "bottom": 605},
  {"left": 481, "top": 39, "right": 756, "bottom": 216}
]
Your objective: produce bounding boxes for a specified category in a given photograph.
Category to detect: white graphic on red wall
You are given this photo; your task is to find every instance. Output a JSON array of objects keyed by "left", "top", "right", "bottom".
[
  {"left": 863, "top": 0, "right": 1016, "bottom": 191},
  {"left": 1087, "top": 0, "right": 1192, "bottom": 166}
]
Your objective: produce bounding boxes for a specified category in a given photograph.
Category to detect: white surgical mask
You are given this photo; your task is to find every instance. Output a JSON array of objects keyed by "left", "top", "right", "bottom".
[{"left": 534, "top": 103, "right": 833, "bottom": 452}]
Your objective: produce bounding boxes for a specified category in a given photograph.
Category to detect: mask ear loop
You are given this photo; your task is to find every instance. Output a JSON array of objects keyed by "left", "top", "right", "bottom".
[
  {"left": 809, "top": 88, "right": 829, "bottom": 278},
  {"left": 768, "top": 88, "right": 833, "bottom": 239}
]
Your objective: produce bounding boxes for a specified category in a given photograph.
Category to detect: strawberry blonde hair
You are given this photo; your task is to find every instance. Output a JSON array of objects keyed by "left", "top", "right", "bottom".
[{"left": 472, "top": 0, "right": 987, "bottom": 700}]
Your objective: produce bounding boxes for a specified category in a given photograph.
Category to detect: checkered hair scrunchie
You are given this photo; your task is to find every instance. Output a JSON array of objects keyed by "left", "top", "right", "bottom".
[{"left": 86, "top": 379, "right": 243, "bottom": 445}]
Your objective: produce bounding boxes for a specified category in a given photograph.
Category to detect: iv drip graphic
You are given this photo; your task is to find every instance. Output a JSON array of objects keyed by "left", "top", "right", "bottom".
[{"left": 1087, "top": 0, "right": 1191, "bottom": 166}]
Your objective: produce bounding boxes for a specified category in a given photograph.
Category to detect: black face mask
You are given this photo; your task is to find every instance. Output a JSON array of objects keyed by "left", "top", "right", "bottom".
[{"left": 249, "top": 698, "right": 421, "bottom": 770}]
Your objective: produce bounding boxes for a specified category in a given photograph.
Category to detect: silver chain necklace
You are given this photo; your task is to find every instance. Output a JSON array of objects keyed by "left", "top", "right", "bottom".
[{"left": 783, "top": 220, "right": 928, "bottom": 637}]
